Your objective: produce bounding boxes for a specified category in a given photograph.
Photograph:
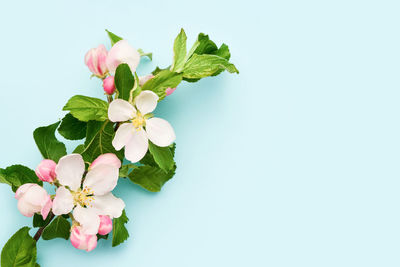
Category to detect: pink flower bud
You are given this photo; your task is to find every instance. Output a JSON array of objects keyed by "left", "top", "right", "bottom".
[
  {"left": 103, "top": 76, "right": 116, "bottom": 95},
  {"left": 165, "top": 87, "right": 176, "bottom": 96},
  {"left": 98, "top": 215, "right": 112, "bottom": 235},
  {"left": 35, "top": 159, "right": 57, "bottom": 183},
  {"left": 138, "top": 74, "right": 154, "bottom": 86},
  {"left": 106, "top": 40, "right": 140, "bottom": 75},
  {"left": 90, "top": 153, "right": 121, "bottom": 170},
  {"left": 85, "top": 44, "right": 108, "bottom": 78},
  {"left": 70, "top": 226, "right": 97, "bottom": 252},
  {"left": 15, "top": 183, "right": 52, "bottom": 219}
]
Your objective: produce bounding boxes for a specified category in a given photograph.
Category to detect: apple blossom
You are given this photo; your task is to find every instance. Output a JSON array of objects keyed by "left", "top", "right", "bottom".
[
  {"left": 98, "top": 215, "right": 113, "bottom": 235},
  {"left": 108, "top": 91, "right": 176, "bottom": 162},
  {"left": 52, "top": 153, "right": 125, "bottom": 235},
  {"left": 15, "top": 183, "right": 52, "bottom": 219},
  {"left": 103, "top": 76, "right": 116, "bottom": 95},
  {"left": 165, "top": 87, "right": 176, "bottom": 96},
  {"left": 106, "top": 40, "right": 140, "bottom": 75},
  {"left": 70, "top": 225, "right": 97, "bottom": 252},
  {"left": 35, "top": 159, "right": 57, "bottom": 183},
  {"left": 84, "top": 44, "right": 108, "bottom": 78}
]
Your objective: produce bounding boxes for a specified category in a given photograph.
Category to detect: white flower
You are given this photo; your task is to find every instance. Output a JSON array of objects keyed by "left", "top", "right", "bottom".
[
  {"left": 108, "top": 91, "right": 176, "bottom": 163},
  {"left": 52, "top": 154, "right": 125, "bottom": 235}
]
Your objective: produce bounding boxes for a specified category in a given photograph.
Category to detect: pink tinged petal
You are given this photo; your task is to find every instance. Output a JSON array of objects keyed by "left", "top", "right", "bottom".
[
  {"left": 112, "top": 123, "right": 134, "bottom": 151},
  {"left": 83, "top": 164, "right": 119, "bottom": 196},
  {"left": 108, "top": 99, "right": 136, "bottom": 122},
  {"left": 91, "top": 193, "right": 125, "bottom": 219},
  {"left": 70, "top": 226, "right": 98, "bottom": 252},
  {"left": 85, "top": 234, "right": 98, "bottom": 252},
  {"left": 41, "top": 195, "right": 52, "bottom": 220},
  {"left": 35, "top": 159, "right": 57, "bottom": 183},
  {"left": 55, "top": 154, "right": 85, "bottom": 191},
  {"left": 15, "top": 183, "right": 36, "bottom": 200},
  {"left": 103, "top": 76, "right": 116, "bottom": 95},
  {"left": 106, "top": 40, "right": 141, "bottom": 75},
  {"left": 98, "top": 215, "right": 113, "bottom": 235},
  {"left": 90, "top": 153, "right": 121, "bottom": 170},
  {"left": 84, "top": 44, "right": 108, "bottom": 77},
  {"left": 165, "top": 87, "right": 176, "bottom": 96},
  {"left": 124, "top": 129, "right": 148, "bottom": 163},
  {"left": 138, "top": 74, "right": 154, "bottom": 86},
  {"left": 145, "top": 117, "right": 176, "bottom": 147},
  {"left": 20, "top": 184, "right": 48, "bottom": 206},
  {"left": 73, "top": 206, "right": 100, "bottom": 235},
  {"left": 52, "top": 186, "right": 74, "bottom": 215},
  {"left": 17, "top": 197, "right": 39, "bottom": 217},
  {"left": 134, "top": 90, "right": 159, "bottom": 115}
]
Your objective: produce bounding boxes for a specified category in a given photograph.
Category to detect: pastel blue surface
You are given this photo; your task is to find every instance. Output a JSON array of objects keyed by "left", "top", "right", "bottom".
[{"left": 0, "top": 0, "right": 399, "bottom": 266}]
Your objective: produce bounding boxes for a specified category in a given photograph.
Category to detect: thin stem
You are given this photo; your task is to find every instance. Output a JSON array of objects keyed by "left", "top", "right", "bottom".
[{"left": 33, "top": 212, "right": 55, "bottom": 241}]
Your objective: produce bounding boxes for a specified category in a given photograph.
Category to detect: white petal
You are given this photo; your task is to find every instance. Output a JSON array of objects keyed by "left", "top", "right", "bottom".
[
  {"left": 73, "top": 205, "right": 100, "bottom": 235},
  {"left": 134, "top": 90, "right": 159, "bottom": 115},
  {"left": 145, "top": 118, "right": 176, "bottom": 147},
  {"left": 108, "top": 99, "right": 136, "bottom": 122},
  {"left": 91, "top": 193, "right": 125, "bottom": 219},
  {"left": 52, "top": 186, "right": 74, "bottom": 215},
  {"left": 83, "top": 164, "right": 119, "bottom": 196},
  {"left": 106, "top": 40, "right": 141, "bottom": 75},
  {"left": 112, "top": 123, "right": 134, "bottom": 150},
  {"left": 124, "top": 129, "right": 148, "bottom": 162},
  {"left": 55, "top": 154, "right": 85, "bottom": 191}
]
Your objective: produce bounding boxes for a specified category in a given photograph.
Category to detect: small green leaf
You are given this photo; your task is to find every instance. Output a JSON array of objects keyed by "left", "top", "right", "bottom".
[
  {"left": 33, "top": 122, "right": 67, "bottom": 162},
  {"left": 148, "top": 142, "right": 174, "bottom": 172},
  {"left": 171, "top": 29, "right": 187, "bottom": 72},
  {"left": 106, "top": 29, "right": 123, "bottom": 46},
  {"left": 119, "top": 164, "right": 137, "bottom": 178},
  {"left": 215, "top": 43, "right": 231, "bottom": 60},
  {"left": 63, "top": 95, "right": 109, "bottom": 122},
  {"left": 1, "top": 227, "right": 37, "bottom": 267},
  {"left": 183, "top": 54, "right": 239, "bottom": 79},
  {"left": 142, "top": 70, "right": 182, "bottom": 100},
  {"left": 129, "top": 164, "right": 176, "bottom": 192},
  {"left": 42, "top": 216, "right": 71, "bottom": 240},
  {"left": 32, "top": 213, "right": 52, "bottom": 228},
  {"left": 97, "top": 234, "right": 109, "bottom": 240},
  {"left": 112, "top": 209, "right": 129, "bottom": 247},
  {"left": 186, "top": 33, "right": 218, "bottom": 60},
  {"left": 58, "top": 113, "right": 87, "bottom": 140},
  {"left": 138, "top": 48, "right": 153, "bottom": 60},
  {"left": 114, "top": 64, "right": 135, "bottom": 101},
  {"left": 72, "top": 144, "right": 85, "bottom": 154},
  {"left": 80, "top": 121, "right": 123, "bottom": 163},
  {"left": 0, "top": 165, "right": 42, "bottom": 192}
]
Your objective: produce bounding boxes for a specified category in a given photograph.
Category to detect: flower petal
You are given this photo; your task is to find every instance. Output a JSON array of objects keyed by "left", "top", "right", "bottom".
[
  {"left": 90, "top": 153, "right": 121, "bottom": 170},
  {"left": 83, "top": 164, "right": 119, "bottom": 196},
  {"left": 108, "top": 99, "right": 136, "bottom": 122},
  {"left": 91, "top": 193, "right": 125, "bottom": 219},
  {"left": 134, "top": 90, "right": 159, "bottom": 115},
  {"left": 41, "top": 195, "right": 52, "bottom": 220},
  {"left": 145, "top": 118, "right": 176, "bottom": 147},
  {"left": 52, "top": 186, "right": 74, "bottom": 215},
  {"left": 124, "top": 129, "right": 148, "bottom": 163},
  {"left": 17, "top": 197, "right": 39, "bottom": 217},
  {"left": 106, "top": 40, "right": 141, "bottom": 75},
  {"left": 73, "top": 205, "right": 100, "bottom": 235},
  {"left": 112, "top": 123, "right": 134, "bottom": 151},
  {"left": 55, "top": 154, "right": 85, "bottom": 191}
]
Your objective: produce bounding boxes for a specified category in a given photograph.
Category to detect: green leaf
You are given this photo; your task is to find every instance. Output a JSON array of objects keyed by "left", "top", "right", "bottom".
[
  {"left": 97, "top": 234, "right": 109, "bottom": 240},
  {"left": 106, "top": 29, "right": 123, "bottom": 46},
  {"left": 72, "top": 144, "right": 85, "bottom": 154},
  {"left": 1, "top": 227, "right": 37, "bottom": 267},
  {"left": 129, "top": 164, "right": 176, "bottom": 192},
  {"left": 215, "top": 43, "right": 231, "bottom": 60},
  {"left": 138, "top": 48, "right": 153, "bottom": 60},
  {"left": 33, "top": 122, "right": 67, "bottom": 162},
  {"left": 42, "top": 216, "right": 71, "bottom": 240},
  {"left": 119, "top": 164, "right": 137, "bottom": 178},
  {"left": 80, "top": 121, "right": 123, "bottom": 163},
  {"left": 171, "top": 29, "right": 187, "bottom": 72},
  {"left": 63, "top": 95, "right": 109, "bottom": 122},
  {"left": 112, "top": 209, "right": 129, "bottom": 247},
  {"left": 114, "top": 64, "right": 135, "bottom": 101},
  {"left": 186, "top": 33, "right": 218, "bottom": 60},
  {"left": 32, "top": 213, "right": 52, "bottom": 228},
  {"left": 148, "top": 142, "right": 174, "bottom": 172},
  {"left": 183, "top": 54, "right": 239, "bottom": 79},
  {"left": 142, "top": 70, "right": 182, "bottom": 100},
  {"left": 58, "top": 113, "right": 87, "bottom": 140},
  {"left": 0, "top": 165, "right": 42, "bottom": 192}
]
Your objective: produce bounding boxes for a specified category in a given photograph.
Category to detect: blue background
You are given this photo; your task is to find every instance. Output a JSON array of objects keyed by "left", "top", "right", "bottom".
[{"left": 0, "top": 0, "right": 399, "bottom": 266}]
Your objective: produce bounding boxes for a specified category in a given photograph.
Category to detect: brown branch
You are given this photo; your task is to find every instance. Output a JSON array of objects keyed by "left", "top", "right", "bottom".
[{"left": 33, "top": 212, "right": 55, "bottom": 241}]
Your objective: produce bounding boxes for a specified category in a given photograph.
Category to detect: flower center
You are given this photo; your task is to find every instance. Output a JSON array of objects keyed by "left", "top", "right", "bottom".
[
  {"left": 131, "top": 112, "right": 145, "bottom": 130},
  {"left": 72, "top": 187, "right": 94, "bottom": 207}
]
